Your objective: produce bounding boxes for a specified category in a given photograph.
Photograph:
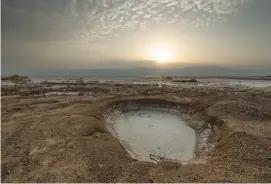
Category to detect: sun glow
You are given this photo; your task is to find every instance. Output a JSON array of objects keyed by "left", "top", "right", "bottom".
[{"left": 148, "top": 44, "right": 174, "bottom": 63}]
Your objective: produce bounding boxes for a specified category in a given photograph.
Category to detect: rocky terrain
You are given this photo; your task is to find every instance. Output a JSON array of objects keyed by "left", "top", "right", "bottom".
[
  {"left": 1, "top": 82, "right": 271, "bottom": 182},
  {"left": 1, "top": 75, "right": 30, "bottom": 82}
]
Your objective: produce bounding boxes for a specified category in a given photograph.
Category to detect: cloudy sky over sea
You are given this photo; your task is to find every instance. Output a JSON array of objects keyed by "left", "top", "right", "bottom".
[{"left": 2, "top": 0, "right": 271, "bottom": 73}]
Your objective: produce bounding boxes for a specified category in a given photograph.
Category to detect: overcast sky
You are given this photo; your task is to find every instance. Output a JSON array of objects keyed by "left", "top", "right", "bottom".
[{"left": 2, "top": 0, "right": 271, "bottom": 73}]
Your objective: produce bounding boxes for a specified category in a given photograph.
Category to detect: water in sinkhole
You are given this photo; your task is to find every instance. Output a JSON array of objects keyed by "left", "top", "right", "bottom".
[{"left": 111, "top": 109, "right": 197, "bottom": 163}]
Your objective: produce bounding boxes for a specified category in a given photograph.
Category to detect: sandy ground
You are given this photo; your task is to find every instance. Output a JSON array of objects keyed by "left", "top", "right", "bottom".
[{"left": 1, "top": 83, "right": 271, "bottom": 182}]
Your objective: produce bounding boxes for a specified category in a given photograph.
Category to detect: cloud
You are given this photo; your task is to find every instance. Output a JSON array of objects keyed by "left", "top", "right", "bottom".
[
  {"left": 82, "top": 0, "right": 250, "bottom": 41},
  {"left": 2, "top": 0, "right": 251, "bottom": 43}
]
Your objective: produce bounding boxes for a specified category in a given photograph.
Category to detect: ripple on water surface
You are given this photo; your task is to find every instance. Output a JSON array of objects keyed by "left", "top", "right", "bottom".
[{"left": 113, "top": 109, "right": 196, "bottom": 163}]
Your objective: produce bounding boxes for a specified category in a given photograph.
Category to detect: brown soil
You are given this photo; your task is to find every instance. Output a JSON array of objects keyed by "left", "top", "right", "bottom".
[{"left": 1, "top": 84, "right": 271, "bottom": 182}]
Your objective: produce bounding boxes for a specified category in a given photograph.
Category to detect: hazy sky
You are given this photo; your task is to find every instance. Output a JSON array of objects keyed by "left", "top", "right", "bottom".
[{"left": 2, "top": 0, "right": 271, "bottom": 73}]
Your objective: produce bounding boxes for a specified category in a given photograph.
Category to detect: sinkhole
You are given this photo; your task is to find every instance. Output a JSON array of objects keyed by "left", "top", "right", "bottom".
[{"left": 104, "top": 99, "right": 214, "bottom": 164}]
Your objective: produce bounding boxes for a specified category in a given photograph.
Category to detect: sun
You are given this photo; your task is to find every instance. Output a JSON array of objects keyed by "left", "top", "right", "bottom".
[
  {"left": 148, "top": 45, "right": 173, "bottom": 63},
  {"left": 152, "top": 50, "right": 172, "bottom": 63}
]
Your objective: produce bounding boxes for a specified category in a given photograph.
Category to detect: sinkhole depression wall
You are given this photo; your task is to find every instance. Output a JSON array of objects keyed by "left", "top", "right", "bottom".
[{"left": 103, "top": 98, "right": 218, "bottom": 164}]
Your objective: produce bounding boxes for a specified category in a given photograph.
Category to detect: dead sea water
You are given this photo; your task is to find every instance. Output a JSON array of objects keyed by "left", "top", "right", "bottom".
[{"left": 113, "top": 109, "right": 197, "bottom": 163}]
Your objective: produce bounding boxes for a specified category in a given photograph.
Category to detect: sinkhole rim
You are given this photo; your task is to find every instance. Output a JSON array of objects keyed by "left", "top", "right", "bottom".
[{"left": 103, "top": 98, "right": 217, "bottom": 164}]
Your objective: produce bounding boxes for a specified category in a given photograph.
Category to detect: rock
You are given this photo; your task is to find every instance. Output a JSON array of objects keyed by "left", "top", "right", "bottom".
[
  {"left": 149, "top": 154, "right": 161, "bottom": 162},
  {"left": 163, "top": 76, "right": 173, "bottom": 80},
  {"left": 172, "top": 78, "right": 198, "bottom": 83},
  {"left": 1, "top": 75, "right": 30, "bottom": 82},
  {"left": 93, "top": 132, "right": 101, "bottom": 138},
  {"left": 190, "top": 78, "right": 198, "bottom": 83}
]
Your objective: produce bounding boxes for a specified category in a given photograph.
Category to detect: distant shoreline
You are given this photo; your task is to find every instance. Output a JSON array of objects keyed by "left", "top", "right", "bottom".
[
  {"left": 27, "top": 75, "right": 271, "bottom": 81},
  {"left": 2, "top": 75, "right": 271, "bottom": 81},
  {"left": 176, "top": 76, "right": 271, "bottom": 81}
]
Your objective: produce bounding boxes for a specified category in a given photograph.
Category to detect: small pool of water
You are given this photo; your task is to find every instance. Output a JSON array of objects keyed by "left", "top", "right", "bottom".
[{"left": 112, "top": 109, "right": 197, "bottom": 163}]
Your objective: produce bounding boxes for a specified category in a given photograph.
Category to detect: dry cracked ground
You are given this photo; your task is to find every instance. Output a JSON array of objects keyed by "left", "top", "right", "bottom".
[{"left": 1, "top": 84, "right": 271, "bottom": 182}]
